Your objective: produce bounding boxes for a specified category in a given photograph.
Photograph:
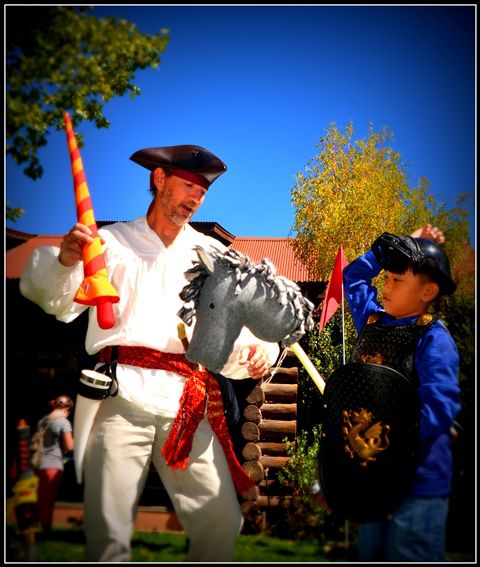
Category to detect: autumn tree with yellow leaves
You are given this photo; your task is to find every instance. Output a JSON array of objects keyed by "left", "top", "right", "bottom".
[{"left": 290, "top": 121, "right": 471, "bottom": 281}]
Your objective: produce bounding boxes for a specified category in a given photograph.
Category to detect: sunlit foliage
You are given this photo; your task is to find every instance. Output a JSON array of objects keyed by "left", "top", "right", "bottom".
[{"left": 6, "top": 6, "right": 169, "bottom": 182}]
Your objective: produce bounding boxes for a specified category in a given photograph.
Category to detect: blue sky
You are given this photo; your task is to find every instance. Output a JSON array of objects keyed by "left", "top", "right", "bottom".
[{"left": 6, "top": 5, "right": 476, "bottom": 245}]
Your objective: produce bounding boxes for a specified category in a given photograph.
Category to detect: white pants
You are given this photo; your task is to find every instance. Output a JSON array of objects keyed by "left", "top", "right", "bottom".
[{"left": 83, "top": 396, "right": 243, "bottom": 562}]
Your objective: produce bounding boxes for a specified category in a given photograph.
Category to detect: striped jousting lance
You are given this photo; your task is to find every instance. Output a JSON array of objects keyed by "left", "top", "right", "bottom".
[{"left": 63, "top": 112, "right": 120, "bottom": 329}]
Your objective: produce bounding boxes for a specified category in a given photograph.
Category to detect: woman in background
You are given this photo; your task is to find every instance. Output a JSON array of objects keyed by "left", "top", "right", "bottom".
[{"left": 35, "top": 395, "right": 74, "bottom": 534}]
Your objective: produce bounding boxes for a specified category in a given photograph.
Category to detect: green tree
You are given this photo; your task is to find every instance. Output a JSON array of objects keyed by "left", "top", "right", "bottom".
[{"left": 6, "top": 5, "right": 169, "bottom": 216}]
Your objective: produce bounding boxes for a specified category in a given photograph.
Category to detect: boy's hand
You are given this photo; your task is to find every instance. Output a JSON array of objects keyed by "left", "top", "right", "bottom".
[{"left": 410, "top": 224, "right": 445, "bottom": 244}]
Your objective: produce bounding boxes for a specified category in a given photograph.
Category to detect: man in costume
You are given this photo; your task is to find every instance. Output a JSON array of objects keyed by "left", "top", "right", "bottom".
[
  {"left": 20, "top": 145, "right": 279, "bottom": 562},
  {"left": 343, "top": 225, "right": 460, "bottom": 561}
]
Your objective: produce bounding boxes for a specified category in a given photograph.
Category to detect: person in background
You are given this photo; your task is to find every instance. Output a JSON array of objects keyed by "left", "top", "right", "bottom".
[
  {"left": 343, "top": 224, "right": 461, "bottom": 562},
  {"left": 35, "top": 395, "right": 74, "bottom": 534},
  {"left": 20, "top": 144, "right": 279, "bottom": 562}
]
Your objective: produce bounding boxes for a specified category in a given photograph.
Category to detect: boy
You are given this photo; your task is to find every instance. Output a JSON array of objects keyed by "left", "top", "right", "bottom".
[{"left": 343, "top": 225, "right": 461, "bottom": 562}]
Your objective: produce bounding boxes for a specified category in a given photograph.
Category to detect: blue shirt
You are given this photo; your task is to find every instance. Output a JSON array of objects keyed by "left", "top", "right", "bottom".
[{"left": 343, "top": 249, "right": 461, "bottom": 497}]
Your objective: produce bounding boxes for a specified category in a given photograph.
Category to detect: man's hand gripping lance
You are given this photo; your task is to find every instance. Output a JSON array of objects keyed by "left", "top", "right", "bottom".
[{"left": 63, "top": 112, "right": 120, "bottom": 329}]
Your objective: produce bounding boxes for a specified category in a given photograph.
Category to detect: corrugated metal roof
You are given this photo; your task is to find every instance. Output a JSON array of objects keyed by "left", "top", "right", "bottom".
[
  {"left": 9, "top": 226, "right": 472, "bottom": 287},
  {"left": 452, "top": 245, "right": 476, "bottom": 292},
  {"left": 6, "top": 232, "right": 315, "bottom": 283},
  {"left": 229, "top": 237, "right": 315, "bottom": 282},
  {"left": 5, "top": 221, "right": 232, "bottom": 280}
]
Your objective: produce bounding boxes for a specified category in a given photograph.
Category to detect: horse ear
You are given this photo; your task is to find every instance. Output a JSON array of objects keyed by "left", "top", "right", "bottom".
[{"left": 194, "top": 246, "right": 215, "bottom": 274}]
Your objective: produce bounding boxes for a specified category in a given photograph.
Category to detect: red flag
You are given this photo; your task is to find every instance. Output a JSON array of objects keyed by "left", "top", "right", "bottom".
[{"left": 318, "top": 245, "right": 348, "bottom": 333}]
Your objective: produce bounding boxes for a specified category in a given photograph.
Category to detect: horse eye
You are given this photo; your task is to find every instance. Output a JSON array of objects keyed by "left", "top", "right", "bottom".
[{"left": 209, "top": 303, "right": 215, "bottom": 309}]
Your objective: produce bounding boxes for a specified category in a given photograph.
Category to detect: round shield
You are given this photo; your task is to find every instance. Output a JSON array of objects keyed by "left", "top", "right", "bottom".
[{"left": 318, "top": 362, "right": 420, "bottom": 523}]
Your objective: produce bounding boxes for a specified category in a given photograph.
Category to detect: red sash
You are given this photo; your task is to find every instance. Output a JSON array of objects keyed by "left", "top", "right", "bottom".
[{"left": 99, "top": 346, "right": 254, "bottom": 494}]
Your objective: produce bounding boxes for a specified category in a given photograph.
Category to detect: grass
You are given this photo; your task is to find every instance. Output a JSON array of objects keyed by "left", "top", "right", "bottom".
[
  {"left": 6, "top": 524, "right": 475, "bottom": 563},
  {"left": 6, "top": 525, "right": 348, "bottom": 563}
]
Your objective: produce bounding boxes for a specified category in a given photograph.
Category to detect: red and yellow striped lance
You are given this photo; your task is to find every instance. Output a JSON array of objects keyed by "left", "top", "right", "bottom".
[{"left": 63, "top": 112, "right": 119, "bottom": 329}]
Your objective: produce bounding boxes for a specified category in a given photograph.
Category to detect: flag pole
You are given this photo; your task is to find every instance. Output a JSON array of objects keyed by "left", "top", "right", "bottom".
[
  {"left": 341, "top": 280, "right": 346, "bottom": 365},
  {"left": 340, "top": 273, "right": 349, "bottom": 548}
]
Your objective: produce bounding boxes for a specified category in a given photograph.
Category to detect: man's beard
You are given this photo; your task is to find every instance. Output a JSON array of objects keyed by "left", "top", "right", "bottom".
[
  {"left": 167, "top": 207, "right": 192, "bottom": 226},
  {"left": 158, "top": 187, "right": 196, "bottom": 226}
]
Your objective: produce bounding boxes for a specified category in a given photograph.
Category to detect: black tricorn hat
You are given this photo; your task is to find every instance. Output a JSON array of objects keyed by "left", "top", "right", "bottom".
[{"left": 129, "top": 145, "right": 227, "bottom": 188}]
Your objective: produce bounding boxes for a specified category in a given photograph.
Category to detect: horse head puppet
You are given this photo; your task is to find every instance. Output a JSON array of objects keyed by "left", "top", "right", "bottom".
[{"left": 177, "top": 246, "right": 315, "bottom": 372}]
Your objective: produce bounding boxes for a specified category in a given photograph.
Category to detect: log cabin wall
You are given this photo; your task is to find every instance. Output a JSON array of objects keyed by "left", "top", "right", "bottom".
[{"left": 238, "top": 347, "right": 299, "bottom": 533}]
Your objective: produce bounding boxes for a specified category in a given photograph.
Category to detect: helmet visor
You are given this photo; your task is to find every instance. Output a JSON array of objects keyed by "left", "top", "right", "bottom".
[{"left": 372, "top": 233, "right": 423, "bottom": 272}]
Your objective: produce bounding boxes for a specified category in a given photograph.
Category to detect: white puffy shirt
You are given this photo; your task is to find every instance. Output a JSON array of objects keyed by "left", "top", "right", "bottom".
[{"left": 20, "top": 216, "right": 280, "bottom": 416}]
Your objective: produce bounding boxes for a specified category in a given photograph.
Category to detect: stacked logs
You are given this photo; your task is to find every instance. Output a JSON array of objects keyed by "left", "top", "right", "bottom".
[{"left": 240, "top": 347, "right": 298, "bottom": 532}]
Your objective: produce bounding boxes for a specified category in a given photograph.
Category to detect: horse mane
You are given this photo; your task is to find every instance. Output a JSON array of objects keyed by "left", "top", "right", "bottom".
[{"left": 178, "top": 246, "right": 315, "bottom": 345}]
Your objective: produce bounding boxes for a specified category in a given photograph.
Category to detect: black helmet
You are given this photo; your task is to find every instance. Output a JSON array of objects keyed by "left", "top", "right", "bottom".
[{"left": 372, "top": 232, "right": 456, "bottom": 295}]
